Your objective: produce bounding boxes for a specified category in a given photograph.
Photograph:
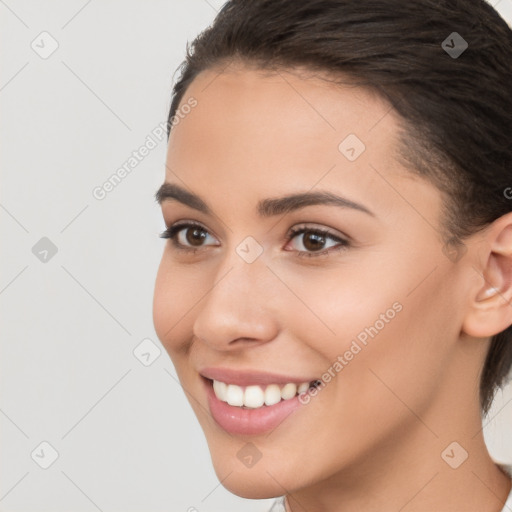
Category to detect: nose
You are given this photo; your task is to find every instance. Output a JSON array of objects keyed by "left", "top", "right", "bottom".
[{"left": 192, "top": 252, "right": 279, "bottom": 351}]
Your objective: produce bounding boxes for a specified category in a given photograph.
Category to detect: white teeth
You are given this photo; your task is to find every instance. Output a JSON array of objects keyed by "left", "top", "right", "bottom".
[
  {"left": 297, "top": 382, "right": 310, "bottom": 394},
  {"left": 244, "top": 385, "right": 265, "bottom": 408},
  {"left": 264, "top": 384, "right": 282, "bottom": 406},
  {"left": 213, "top": 380, "right": 227, "bottom": 401},
  {"left": 281, "top": 383, "right": 297, "bottom": 400},
  {"left": 226, "top": 384, "right": 244, "bottom": 406},
  {"left": 211, "top": 379, "right": 312, "bottom": 408}
]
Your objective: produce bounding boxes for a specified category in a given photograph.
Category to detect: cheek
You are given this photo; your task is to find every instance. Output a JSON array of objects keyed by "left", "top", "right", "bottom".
[
  {"left": 292, "top": 256, "right": 457, "bottom": 407},
  {"left": 152, "top": 255, "right": 198, "bottom": 357},
  {"left": 317, "top": 267, "right": 458, "bottom": 428},
  {"left": 276, "top": 258, "right": 405, "bottom": 358}
]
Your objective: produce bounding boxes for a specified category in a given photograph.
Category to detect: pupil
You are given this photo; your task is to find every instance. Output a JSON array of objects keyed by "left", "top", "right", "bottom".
[
  {"left": 187, "top": 228, "right": 206, "bottom": 246},
  {"left": 304, "top": 233, "right": 325, "bottom": 251}
]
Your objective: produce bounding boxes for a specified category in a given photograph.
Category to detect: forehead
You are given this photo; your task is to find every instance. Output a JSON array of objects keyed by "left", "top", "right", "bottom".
[
  {"left": 173, "top": 64, "right": 397, "bottom": 141},
  {"left": 165, "top": 64, "right": 425, "bottom": 218}
]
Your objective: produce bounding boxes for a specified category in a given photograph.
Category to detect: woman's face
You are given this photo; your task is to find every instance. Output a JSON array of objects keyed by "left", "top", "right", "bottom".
[{"left": 153, "top": 63, "right": 483, "bottom": 498}]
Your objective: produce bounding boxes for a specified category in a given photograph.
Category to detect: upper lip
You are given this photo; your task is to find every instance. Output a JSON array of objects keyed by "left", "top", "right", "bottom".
[{"left": 199, "top": 367, "right": 316, "bottom": 386}]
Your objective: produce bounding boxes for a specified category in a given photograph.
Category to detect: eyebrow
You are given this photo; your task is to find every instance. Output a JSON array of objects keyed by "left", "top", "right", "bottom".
[{"left": 155, "top": 182, "right": 375, "bottom": 217}]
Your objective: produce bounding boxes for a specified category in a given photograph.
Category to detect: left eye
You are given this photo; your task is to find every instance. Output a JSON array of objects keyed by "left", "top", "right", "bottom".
[
  {"left": 285, "top": 226, "right": 350, "bottom": 257},
  {"left": 159, "top": 222, "right": 350, "bottom": 258}
]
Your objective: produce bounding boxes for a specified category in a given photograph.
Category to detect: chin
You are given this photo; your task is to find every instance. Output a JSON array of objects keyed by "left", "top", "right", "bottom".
[
  {"left": 215, "top": 469, "right": 286, "bottom": 500},
  {"left": 206, "top": 444, "right": 303, "bottom": 499}
]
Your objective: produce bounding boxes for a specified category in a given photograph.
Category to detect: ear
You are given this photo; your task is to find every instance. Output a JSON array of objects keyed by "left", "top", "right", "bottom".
[{"left": 462, "top": 212, "right": 512, "bottom": 338}]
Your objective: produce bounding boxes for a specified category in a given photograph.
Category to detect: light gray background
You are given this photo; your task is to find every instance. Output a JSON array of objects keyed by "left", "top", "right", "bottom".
[{"left": 1, "top": 1, "right": 512, "bottom": 511}]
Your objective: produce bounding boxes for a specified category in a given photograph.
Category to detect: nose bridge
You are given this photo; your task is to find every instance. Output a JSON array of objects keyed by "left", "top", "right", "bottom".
[
  {"left": 213, "top": 231, "right": 272, "bottom": 306},
  {"left": 192, "top": 238, "right": 278, "bottom": 347}
]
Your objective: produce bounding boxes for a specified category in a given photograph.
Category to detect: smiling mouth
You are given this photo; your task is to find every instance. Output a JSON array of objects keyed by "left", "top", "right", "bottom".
[{"left": 204, "top": 377, "right": 322, "bottom": 409}]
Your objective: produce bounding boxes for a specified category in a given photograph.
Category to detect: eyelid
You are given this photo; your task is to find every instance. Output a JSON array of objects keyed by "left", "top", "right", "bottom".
[
  {"left": 162, "top": 219, "right": 216, "bottom": 236},
  {"left": 160, "top": 219, "right": 351, "bottom": 258},
  {"left": 161, "top": 220, "right": 220, "bottom": 246},
  {"left": 286, "top": 222, "right": 348, "bottom": 241},
  {"left": 284, "top": 224, "right": 350, "bottom": 257},
  {"left": 161, "top": 220, "right": 348, "bottom": 243}
]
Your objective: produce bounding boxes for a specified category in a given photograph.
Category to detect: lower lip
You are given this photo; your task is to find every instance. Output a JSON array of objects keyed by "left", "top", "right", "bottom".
[{"left": 203, "top": 378, "right": 306, "bottom": 436}]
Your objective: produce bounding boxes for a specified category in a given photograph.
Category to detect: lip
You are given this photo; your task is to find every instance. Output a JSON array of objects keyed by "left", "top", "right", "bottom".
[
  {"left": 202, "top": 376, "right": 307, "bottom": 435},
  {"left": 199, "top": 367, "right": 317, "bottom": 387}
]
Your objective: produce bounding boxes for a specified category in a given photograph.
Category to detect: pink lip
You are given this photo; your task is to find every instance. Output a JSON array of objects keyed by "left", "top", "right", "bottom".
[
  {"left": 199, "top": 367, "right": 316, "bottom": 387},
  {"left": 202, "top": 377, "right": 306, "bottom": 435}
]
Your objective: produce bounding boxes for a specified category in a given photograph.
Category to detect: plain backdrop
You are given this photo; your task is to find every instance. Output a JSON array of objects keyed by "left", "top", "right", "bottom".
[{"left": 1, "top": 1, "right": 512, "bottom": 511}]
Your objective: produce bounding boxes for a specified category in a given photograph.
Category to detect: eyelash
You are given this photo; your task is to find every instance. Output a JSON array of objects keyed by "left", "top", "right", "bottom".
[{"left": 159, "top": 221, "right": 350, "bottom": 258}]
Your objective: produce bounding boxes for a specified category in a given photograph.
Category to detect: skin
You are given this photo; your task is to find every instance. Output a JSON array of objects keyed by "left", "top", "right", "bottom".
[{"left": 153, "top": 61, "right": 512, "bottom": 512}]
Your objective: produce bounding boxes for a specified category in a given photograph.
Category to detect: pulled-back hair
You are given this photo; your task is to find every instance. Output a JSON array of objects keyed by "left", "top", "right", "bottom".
[{"left": 166, "top": 0, "right": 512, "bottom": 416}]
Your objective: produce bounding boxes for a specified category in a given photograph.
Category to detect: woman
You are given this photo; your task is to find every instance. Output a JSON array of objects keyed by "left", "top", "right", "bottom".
[{"left": 153, "top": 1, "right": 512, "bottom": 510}]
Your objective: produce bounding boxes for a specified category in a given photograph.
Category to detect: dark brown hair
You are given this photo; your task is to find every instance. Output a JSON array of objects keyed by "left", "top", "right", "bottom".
[{"left": 166, "top": 0, "right": 512, "bottom": 417}]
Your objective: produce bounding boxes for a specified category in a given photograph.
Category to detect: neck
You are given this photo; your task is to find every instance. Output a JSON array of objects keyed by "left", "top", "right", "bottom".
[{"left": 285, "top": 402, "right": 511, "bottom": 512}]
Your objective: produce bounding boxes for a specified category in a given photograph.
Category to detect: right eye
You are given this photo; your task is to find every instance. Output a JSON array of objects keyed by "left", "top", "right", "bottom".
[{"left": 159, "top": 221, "right": 219, "bottom": 253}]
